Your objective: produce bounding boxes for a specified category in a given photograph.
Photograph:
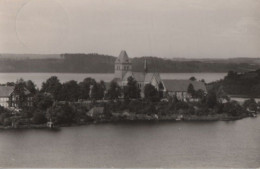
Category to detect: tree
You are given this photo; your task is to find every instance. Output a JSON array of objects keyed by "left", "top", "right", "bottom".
[
  {"left": 25, "top": 80, "right": 37, "bottom": 94},
  {"left": 200, "top": 79, "right": 205, "bottom": 83},
  {"left": 223, "top": 101, "right": 244, "bottom": 116},
  {"left": 98, "top": 81, "right": 106, "bottom": 99},
  {"left": 78, "top": 77, "right": 96, "bottom": 100},
  {"left": 226, "top": 71, "right": 238, "bottom": 80},
  {"left": 194, "top": 89, "right": 205, "bottom": 99},
  {"left": 206, "top": 91, "right": 218, "bottom": 108},
  {"left": 144, "top": 84, "right": 160, "bottom": 102},
  {"left": 158, "top": 82, "right": 164, "bottom": 98},
  {"left": 60, "top": 80, "right": 80, "bottom": 101},
  {"left": 32, "top": 111, "right": 47, "bottom": 124},
  {"left": 243, "top": 98, "right": 257, "bottom": 112},
  {"left": 251, "top": 84, "right": 260, "bottom": 97},
  {"left": 47, "top": 102, "right": 75, "bottom": 124},
  {"left": 33, "top": 93, "right": 54, "bottom": 111},
  {"left": 107, "top": 81, "right": 121, "bottom": 100},
  {"left": 123, "top": 76, "right": 141, "bottom": 99},
  {"left": 13, "top": 79, "right": 27, "bottom": 108},
  {"left": 189, "top": 76, "right": 196, "bottom": 81},
  {"left": 89, "top": 81, "right": 105, "bottom": 100},
  {"left": 41, "top": 76, "right": 62, "bottom": 100},
  {"left": 187, "top": 83, "right": 195, "bottom": 97}
]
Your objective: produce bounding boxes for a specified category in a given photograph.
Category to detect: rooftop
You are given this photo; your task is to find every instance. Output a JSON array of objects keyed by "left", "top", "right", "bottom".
[
  {"left": 0, "top": 86, "right": 15, "bottom": 97},
  {"left": 115, "top": 50, "right": 131, "bottom": 64},
  {"left": 122, "top": 71, "right": 160, "bottom": 83},
  {"left": 162, "top": 80, "right": 207, "bottom": 92}
]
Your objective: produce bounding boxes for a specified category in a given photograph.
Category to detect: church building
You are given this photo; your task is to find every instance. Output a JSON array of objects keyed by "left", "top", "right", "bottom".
[{"left": 113, "top": 50, "right": 162, "bottom": 97}]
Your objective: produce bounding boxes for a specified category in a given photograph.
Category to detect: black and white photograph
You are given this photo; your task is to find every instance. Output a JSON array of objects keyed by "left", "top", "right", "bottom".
[{"left": 0, "top": 0, "right": 259, "bottom": 168}]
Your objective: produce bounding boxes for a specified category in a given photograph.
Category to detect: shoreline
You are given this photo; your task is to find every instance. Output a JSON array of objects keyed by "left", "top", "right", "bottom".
[{"left": 0, "top": 114, "right": 253, "bottom": 130}]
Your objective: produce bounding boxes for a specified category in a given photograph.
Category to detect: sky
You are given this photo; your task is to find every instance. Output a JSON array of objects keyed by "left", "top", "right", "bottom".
[{"left": 0, "top": 0, "right": 260, "bottom": 58}]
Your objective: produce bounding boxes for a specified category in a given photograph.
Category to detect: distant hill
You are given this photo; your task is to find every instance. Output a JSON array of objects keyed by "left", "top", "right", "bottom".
[
  {"left": 208, "top": 69, "right": 260, "bottom": 97},
  {"left": 0, "top": 53, "right": 259, "bottom": 73},
  {"left": 0, "top": 54, "right": 61, "bottom": 60},
  {"left": 170, "top": 57, "right": 260, "bottom": 65}
]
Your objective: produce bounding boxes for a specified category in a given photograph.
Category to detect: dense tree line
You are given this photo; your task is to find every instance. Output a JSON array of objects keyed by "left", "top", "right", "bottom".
[
  {"left": 209, "top": 69, "right": 260, "bottom": 97},
  {"left": 1, "top": 71, "right": 259, "bottom": 126},
  {"left": 0, "top": 54, "right": 259, "bottom": 73}
]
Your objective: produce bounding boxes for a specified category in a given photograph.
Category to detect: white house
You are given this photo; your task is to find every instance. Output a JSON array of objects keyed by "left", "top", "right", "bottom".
[
  {"left": 0, "top": 86, "right": 14, "bottom": 108},
  {"left": 0, "top": 86, "right": 33, "bottom": 108}
]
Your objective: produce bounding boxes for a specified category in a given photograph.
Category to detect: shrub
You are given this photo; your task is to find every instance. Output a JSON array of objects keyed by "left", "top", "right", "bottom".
[{"left": 32, "top": 111, "right": 47, "bottom": 124}]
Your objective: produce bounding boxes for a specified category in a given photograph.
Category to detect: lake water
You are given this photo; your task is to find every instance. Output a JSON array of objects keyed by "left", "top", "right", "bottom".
[
  {"left": 0, "top": 117, "right": 259, "bottom": 168},
  {"left": 0, "top": 72, "right": 259, "bottom": 168},
  {"left": 0, "top": 72, "right": 226, "bottom": 87}
]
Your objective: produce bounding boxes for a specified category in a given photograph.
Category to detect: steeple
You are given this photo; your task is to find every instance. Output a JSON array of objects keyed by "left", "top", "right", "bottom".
[
  {"left": 116, "top": 50, "right": 130, "bottom": 63},
  {"left": 114, "top": 50, "right": 132, "bottom": 79}
]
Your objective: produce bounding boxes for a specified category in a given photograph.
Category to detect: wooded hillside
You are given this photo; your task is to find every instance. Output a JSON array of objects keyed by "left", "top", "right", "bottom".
[{"left": 0, "top": 53, "right": 259, "bottom": 73}]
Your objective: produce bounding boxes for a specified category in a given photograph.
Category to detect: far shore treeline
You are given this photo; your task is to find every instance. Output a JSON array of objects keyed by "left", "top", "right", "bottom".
[
  {"left": 0, "top": 53, "right": 259, "bottom": 73},
  {"left": 0, "top": 69, "right": 260, "bottom": 127}
]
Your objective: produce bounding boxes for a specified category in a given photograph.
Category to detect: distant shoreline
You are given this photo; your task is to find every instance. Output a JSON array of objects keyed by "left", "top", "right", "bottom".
[
  {"left": 0, "top": 113, "right": 253, "bottom": 130},
  {"left": 0, "top": 72, "right": 229, "bottom": 74},
  {"left": 0, "top": 53, "right": 258, "bottom": 73}
]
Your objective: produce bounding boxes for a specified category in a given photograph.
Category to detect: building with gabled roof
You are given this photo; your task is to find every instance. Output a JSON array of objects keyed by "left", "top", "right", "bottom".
[
  {"left": 0, "top": 85, "right": 33, "bottom": 108},
  {"left": 0, "top": 86, "right": 15, "bottom": 108},
  {"left": 113, "top": 50, "right": 163, "bottom": 97},
  {"left": 162, "top": 79, "right": 207, "bottom": 101}
]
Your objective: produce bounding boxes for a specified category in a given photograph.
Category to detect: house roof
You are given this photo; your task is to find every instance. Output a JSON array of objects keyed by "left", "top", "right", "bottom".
[
  {"left": 115, "top": 50, "right": 131, "bottom": 64},
  {"left": 162, "top": 80, "right": 207, "bottom": 92},
  {"left": 122, "top": 71, "right": 160, "bottom": 83},
  {"left": 0, "top": 86, "right": 31, "bottom": 97},
  {"left": 0, "top": 86, "right": 14, "bottom": 97}
]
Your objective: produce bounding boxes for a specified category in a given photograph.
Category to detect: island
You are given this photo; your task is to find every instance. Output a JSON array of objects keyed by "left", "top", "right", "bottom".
[
  {"left": 0, "top": 51, "right": 259, "bottom": 129},
  {"left": 0, "top": 71, "right": 259, "bottom": 129}
]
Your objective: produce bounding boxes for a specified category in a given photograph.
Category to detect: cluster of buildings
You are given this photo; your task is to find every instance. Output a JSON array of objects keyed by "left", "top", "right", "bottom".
[
  {"left": 0, "top": 50, "right": 207, "bottom": 109},
  {"left": 112, "top": 50, "right": 207, "bottom": 100}
]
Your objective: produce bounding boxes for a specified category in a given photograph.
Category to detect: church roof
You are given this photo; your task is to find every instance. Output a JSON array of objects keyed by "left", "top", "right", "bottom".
[
  {"left": 162, "top": 80, "right": 207, "bottom": 92},
  {"left": 122, "top": 71, "right": 160, "bottom": 83},
  {"left": 115, "top": 50, "right": 131, "bottom": 63}
]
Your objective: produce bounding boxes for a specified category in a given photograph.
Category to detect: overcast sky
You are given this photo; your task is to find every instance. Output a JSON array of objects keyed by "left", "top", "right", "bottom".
[{"left": 0, "top": 0, "right": 259, "bottom": 58}]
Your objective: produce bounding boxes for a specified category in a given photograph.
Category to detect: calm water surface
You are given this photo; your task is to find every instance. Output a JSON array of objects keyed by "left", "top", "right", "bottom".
[
  {"left": 0, "top": 117, "right": 259, "bottom": 168},
  {"left": 0, "top": 72, "right": 226, "bottom": 87},
  {"left": 1, "top": 72, "right": 259, "bottom": 168}
]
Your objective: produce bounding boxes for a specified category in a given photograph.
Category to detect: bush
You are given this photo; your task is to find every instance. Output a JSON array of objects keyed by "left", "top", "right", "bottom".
[
  {"left": 175, "top": 101, "right": 189, "bottom": 110},
  {"left": 47, "top": 103, "right": 76, "bottom": 124},
  {"left": 223, "top": 101, "right": 245, "bottom": 116},
  {"left": 32, "top": 111, "right": 47, "bottom": 124},
  {"left": 3, "top": 118, "right": 11, "bottom": 126},
  {"left": 128, "top": 100, "right": 143, "bottom": 113}
]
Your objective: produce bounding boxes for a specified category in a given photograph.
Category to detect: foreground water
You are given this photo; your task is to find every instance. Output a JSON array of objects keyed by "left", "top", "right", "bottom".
[
  {"left": 0, "top": 117, "right": 259, "bottom": 168},
  {"left": 0, "top": 72, "right": 226, "bottom": 87}
]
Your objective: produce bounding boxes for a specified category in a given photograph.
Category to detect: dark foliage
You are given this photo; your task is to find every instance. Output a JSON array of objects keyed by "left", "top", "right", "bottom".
[
  {"left": 0, "top": 54, "right": 259, "bottom": 73},
  {"left": 107, "top": 81, "right": 121, "bottom": 100},
  {"left": 41, "top": 76, "right": 62, "bottom": 100},
  {"left": 123, "top": 76, "right": 141, "bottom": 99},
  {"left": 144, "top": 84, "right": 160, "bottom": 102}
]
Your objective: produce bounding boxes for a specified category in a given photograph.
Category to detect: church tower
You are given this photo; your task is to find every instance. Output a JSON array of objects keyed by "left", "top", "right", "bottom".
[{"left": 114, "top": 50, "right": 132, "bottom": 79}]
